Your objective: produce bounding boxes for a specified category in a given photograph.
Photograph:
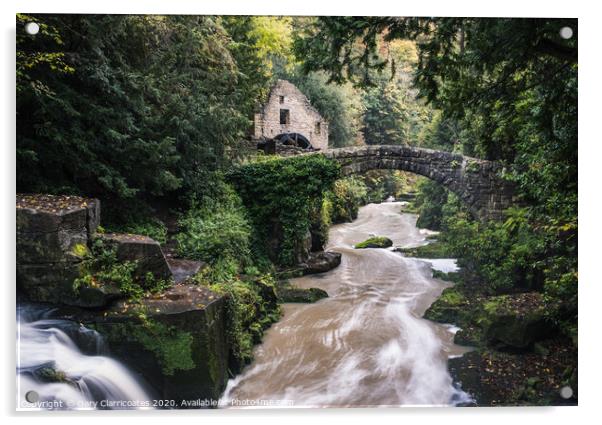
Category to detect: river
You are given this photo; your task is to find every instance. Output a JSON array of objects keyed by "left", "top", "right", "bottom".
[{"left": 222, "top": 201, "right": 471, "bottom": 407}]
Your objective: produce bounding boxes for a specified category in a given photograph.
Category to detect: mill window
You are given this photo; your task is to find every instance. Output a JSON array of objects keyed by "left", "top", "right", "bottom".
[{"left": 280, "top": 109, "right": 290, "bottom": 125}]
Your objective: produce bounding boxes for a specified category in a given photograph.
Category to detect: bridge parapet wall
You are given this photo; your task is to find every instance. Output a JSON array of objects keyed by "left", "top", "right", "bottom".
[{"left": 321, "top": 145, "right": 514, "bottom": 221}]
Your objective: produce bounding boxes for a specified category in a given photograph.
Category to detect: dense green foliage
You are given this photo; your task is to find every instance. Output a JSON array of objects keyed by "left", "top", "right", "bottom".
[
  {"left": 412, "top": 179, "right": 465, "bottom": 231},
  {"left": 413, "top": 180, "right": 448, "bottom": 230},
  {"left": 227, "top": 155, "right": 340, "bottom": 266},
  {"left": 362, "top": 170, "right": 411, "bottom": 203},
  {"left": 17, "top": 14, "right": 273, "bottom": 219},
  {"left": 195, "top": 272, "right": 281, "bottom": 369},
  {"left": 16, "top": 14, "right": 419, "bottom": 224},
  {"left": 325, "top": 177, "right": 368, "bottom": 223},
  {"left": 296, "top": 17, "right": 577, "bottom": 338},
  {"left": 74, "top": 237, "right": 171, "bottom": 302},
  {"left": 106, "top": 217, "right": 168, "bottom": 245},
  {"left": 176, "top": 183, "right": 255, "bottom": 280}
]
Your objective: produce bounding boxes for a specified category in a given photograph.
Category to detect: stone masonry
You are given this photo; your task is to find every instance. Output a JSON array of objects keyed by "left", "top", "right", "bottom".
[
  {"left": 319, "top": 145, "right": 516, "bottom": 221},
  {"left": 254, "top": 79, "right": 329, "bottom": 150},
  {"left": 16, "top": 194, "right": 172, "bottom": 307}
]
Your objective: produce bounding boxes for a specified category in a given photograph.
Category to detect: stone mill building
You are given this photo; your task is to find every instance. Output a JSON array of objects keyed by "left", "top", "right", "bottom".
[{"left": 254, "top": 79, "right": 329, "bottom": 150}]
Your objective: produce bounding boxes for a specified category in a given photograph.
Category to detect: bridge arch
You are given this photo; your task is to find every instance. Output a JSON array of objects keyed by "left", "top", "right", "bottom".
[{"left": 320, "top": 145, "right": 515, "bottom": 221}]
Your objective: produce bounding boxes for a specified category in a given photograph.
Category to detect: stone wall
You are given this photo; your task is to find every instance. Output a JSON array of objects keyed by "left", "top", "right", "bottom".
[
  {"left": 254, "top": 79, "right": 329, "bottom": 150},
  {"left": 16, "top": 194, "right": 103, "bottom": 307},
  {"left": 320, "top": 145, "right": 516, "bottom": 221},
  {"left": 16, "top": 194, "right": 174, "bottom": 307}
]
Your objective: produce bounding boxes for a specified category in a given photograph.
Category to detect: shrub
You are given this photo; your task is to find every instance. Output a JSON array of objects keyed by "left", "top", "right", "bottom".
[
  {"left": 194, "top": 271, "right": 281, "bottom": 369},
  {"left": 362, "top": 170, "right": 408, "bottom": 203},
  {"left": 176, "top": 184, "right": 253, "bottom": 276},
  {"left": 440, "top": 208, "right": 547, "bottom": 295},
  {"left": 107, "top": 217, "right": 168, "bottom": 244},
  {"left": 74, "top": 237, "right": 171, "bottom": 302},
  {"left": 414, "top": 179, "right": 448, "bottom": 230}
]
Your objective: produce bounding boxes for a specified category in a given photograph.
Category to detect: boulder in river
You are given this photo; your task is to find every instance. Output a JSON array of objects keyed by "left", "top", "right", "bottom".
[
  {"left": 354, "top": 236, "right": 393, "bottom": 249},
  {"left": 277, "top": 286, "right": 328, "bottom": 303},
  {"left": 302, "top": 251, "right": 342, "bottom": 274}
]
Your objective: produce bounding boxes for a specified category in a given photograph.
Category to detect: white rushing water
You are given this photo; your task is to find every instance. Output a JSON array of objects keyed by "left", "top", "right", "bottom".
[
  {"left": 16, "top": 304, "right": 154, "bottom": 410},
  {"left": 222, "top": 202, "right": 472, "bottom": 407}
]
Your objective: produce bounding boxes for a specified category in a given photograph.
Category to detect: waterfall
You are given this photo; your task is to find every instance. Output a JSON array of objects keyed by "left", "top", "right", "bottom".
[{"left": 16, "top": 304, "right": 154, "bottom": 410}]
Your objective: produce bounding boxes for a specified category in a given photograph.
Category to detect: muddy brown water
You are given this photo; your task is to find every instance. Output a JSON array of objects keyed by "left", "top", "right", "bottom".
[{"left": 222, "top": 202, "right": 471, "bottom": 408}]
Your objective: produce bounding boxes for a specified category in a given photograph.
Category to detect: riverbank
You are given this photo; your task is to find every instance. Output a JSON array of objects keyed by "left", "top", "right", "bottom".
[{"left": 401, "top": 240, "right": 578, "bottom": 406}]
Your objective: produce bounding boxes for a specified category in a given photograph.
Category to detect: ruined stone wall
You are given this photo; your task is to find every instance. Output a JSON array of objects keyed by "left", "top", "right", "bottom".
[
  {"left": 254, "top": 79, "right": 329, "bottom": 150},
  {"left": 16, "top": 194, "right": 172, "bottom": 307}
]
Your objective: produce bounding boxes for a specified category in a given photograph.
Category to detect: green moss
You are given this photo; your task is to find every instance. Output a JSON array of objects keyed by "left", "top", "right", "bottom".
[
  {"left": 206, "top": 336, "right": 221, "bottom": 387},
  {"left": 465, "top": 159, "right": 481, "bottom": 173},
  {"left": 100, "top": 318, "right": 195, "bottom": 376},
  {"left": 193, "top": 271, "right": 281, "bottom": 369},
  {"left": 355, "top": 236, "right": 393, "bottom": 249},
  {"left": 227, "top": 154, "right": 340, "bottom": 267},
  {"left": 396, "top": 240, "right": 450, "bottom": 258},
  {"left": 71, "top": 243, "right": 89, "bottom": 258},
  {"left": 276, "top": 284, "right": 329, "bottom": 303},
  {"left": 424, "top": 287, "right": 468, "bottom": 324},
  {"left": 74, "top": 237, "right": 172, "bottom": 302},
  {"left": 439, "top": 288, "right": 466, "bottom": 306},
  {"left": 35, "top": 367, "right": 70, "bottom": 384},
  {"left": 483, "top": 295, "right": 511, "bottom": 315}
]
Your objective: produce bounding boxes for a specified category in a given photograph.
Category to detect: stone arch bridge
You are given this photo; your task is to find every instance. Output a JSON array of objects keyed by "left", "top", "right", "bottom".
[{"left": 319, "top": 145, "right": 515, "bottom": 221}]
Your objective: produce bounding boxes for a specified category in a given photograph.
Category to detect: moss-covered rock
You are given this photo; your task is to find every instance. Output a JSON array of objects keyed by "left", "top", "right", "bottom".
[
  {"left": 192, "top": 272, "right": 282, "bottom": 374},
  {"left": 33, "top": 366, "right": 73, "bottom": 385},
  {"left": 100, "top": 233, "right": 172, "bottom": 281},
  {"left": 354, "top": 236, "right": 393, "bottom": 249},
  {"left": 16, "top": 194, "right": 104, "bottom": 306},
  {"left": 276, "top": 285, "right": 329, "bottom": 303},
  {"left": 395, "top": 240, "right": 449, "bottom": 258},
  {"left": 302, "top": 251, "right": 342, "bottom": 274},
  {"left": 424, "top": 287, "right": 468, "bottom": 324},
  {"left": 481, "top": 293, "right": 555, "bottom": 350},
  {"left": 81, "top": 284, "right": 229, "bottom": 405}
]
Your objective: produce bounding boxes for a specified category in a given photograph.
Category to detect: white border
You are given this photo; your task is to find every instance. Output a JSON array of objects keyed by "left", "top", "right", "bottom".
[{"left": 2, "top": 1, "right": 600, "bottom": 424}]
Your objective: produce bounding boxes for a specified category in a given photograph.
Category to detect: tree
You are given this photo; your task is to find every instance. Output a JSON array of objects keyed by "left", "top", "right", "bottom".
[
  {"left": 16, "top": 15, "right": 273, "bottom": 221},
  {"left": 294, "top": 17, "right": 578, "bottom": 330}
]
